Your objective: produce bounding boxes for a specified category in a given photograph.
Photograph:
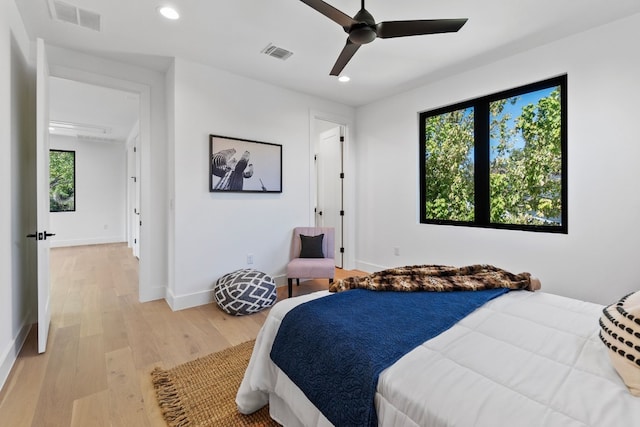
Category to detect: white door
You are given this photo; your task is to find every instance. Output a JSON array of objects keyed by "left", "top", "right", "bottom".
[
  {"left": 127, "top": 135, "right": 141, "bottom": 258},
  {"left": 133, "top": 136, "right": 141, "bottom": 258},
  {"left": 315, "top": 127, "right": 343, "bottom": 268},
  {"left": 127, "top": 142, "right": 135, "bottom": 248},
  {"left": 36, "top": 38, "right": 52, "bottom": 354}
]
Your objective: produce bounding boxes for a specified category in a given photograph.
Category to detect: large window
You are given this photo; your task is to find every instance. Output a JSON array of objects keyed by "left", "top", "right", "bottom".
[{"left": 420, "top": 75, "right": 567, "bottom": 233}]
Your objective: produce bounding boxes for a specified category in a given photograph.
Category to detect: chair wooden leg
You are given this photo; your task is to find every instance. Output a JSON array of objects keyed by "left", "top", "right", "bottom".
[
  {"left": 296, "top": 278, "right": 300, "bottom": 287},
  {"left": 288, "top": 278, "right": 293, "bottom": 298}
]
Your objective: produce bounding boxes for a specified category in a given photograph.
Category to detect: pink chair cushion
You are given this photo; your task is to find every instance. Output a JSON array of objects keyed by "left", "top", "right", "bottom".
[{"left": 287, "top": 257, "right": 335, "bottom": 279}]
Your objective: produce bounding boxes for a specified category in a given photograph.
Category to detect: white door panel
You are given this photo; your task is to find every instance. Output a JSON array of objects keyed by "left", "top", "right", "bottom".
[
  {"left": 316, "top": 127, "right": 343, "bottom": 268},
  {"left": 36, "top": 38, "right": 52, "bottom": 354}
]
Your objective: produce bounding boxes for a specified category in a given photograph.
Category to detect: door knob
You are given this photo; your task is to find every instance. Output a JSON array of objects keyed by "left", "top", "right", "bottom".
[{"left": 27, "top": 231, "right": 56, "bottom": 240}]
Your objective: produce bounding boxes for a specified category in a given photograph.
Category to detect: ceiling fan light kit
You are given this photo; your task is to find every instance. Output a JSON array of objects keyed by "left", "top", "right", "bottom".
[
  {"left": 348, "top": 9, "right": 377, "bottom": 44},
  {"left": 299, "top": 0, "right": 468, "bottom": 76}
]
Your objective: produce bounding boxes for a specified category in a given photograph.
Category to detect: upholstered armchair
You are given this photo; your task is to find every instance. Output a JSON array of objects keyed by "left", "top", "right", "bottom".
[{"left": 286, "top": 227, "right": 335, "bottom": 298}]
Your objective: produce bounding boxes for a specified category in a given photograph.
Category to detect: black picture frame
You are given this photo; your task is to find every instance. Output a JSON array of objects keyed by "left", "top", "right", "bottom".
[
  {"left": 209, "top": 134, "right": 282, "bottom": 193},
  {"left": 50, "top": 149, "right": 76, "bottom": 212}
]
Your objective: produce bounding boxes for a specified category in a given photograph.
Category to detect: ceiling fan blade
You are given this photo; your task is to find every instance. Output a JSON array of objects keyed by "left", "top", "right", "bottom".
[
  {"left": 299, "top": 0, "right": 356, "bottom": 28},
  {"left": 330, "top": 39, "right": 361, "bottom": 76},
  {"left": 376, "top": 18, "right": 468, "bottom": 38}
]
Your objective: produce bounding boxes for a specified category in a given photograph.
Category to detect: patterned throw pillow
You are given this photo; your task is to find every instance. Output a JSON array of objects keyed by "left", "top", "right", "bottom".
[
  {"left": 214, "top": 269, "right": 277, "bottom": 316},
  {"left": 599, "top": 290, "right": 640, "bottom": 396}
]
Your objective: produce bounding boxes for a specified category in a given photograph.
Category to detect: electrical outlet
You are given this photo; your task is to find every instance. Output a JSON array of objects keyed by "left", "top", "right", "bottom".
[
  {"left": 247, "top": 253, "right": 254, "bottom": 264},
  {"left": 393, "top": 247, "right": 400, "bottom": 256}
]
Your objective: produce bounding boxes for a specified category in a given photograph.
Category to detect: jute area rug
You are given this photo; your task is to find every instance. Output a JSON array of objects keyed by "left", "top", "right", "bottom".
[{"left": 151, "top": 340, "right": 280, "bottom": 427}]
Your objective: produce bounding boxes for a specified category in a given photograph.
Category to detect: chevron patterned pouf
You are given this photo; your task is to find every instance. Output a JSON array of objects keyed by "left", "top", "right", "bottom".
[{"left": 214, "top": 269, "right": 277, "bottom": 316}]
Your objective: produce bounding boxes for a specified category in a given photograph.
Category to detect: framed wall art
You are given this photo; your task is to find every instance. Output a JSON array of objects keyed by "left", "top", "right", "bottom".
[{"left": 209, "top": 134, "right": 282, "bottom": 193}]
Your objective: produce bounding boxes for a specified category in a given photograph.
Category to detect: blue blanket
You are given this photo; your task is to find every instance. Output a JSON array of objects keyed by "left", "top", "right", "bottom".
[{"left": 270, "top": 288, "right": 508, "bottom": 426}]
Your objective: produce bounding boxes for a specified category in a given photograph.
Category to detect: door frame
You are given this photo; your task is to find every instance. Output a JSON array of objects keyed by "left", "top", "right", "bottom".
[
  {"left": 309, "top": 110, "right": 355, "bottom": 271},
  {"left": 46, "top": 64, "right": 151, "bottom": 301}
]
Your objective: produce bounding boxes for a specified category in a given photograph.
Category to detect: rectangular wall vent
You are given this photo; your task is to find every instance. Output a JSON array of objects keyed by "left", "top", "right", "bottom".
[
  {"left": 52, "top": 1, "right": 77, "bottom": 24},
  {"left": 78, "top": 9, "right": 101, "bottom": 31},
  {"left": 77, "top": 135, "right": 122, "bottom": 143},
  {"left": 261, "top": 44, "right": 293, "bottom": 61},
  {"left": 48, "top": 0, "right": 101, "bottom": 31}
]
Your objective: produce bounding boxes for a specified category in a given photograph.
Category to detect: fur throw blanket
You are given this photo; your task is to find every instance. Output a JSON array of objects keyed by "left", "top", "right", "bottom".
[{"left": 329, "top": 264, "right": 541, "bottom": 293}]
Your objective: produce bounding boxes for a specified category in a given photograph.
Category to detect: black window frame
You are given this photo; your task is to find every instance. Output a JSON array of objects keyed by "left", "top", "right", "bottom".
[
  {"left": 49, "top": 149, "right": 76, "bottom": 213},
  {"left": 419, "top": 75, "right": 567, "bottom": 233}
]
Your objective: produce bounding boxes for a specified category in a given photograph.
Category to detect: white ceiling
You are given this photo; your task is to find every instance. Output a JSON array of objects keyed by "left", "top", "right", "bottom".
[
  {"left": 49, "top": 76, "right": 139, "bottom": 142},
  {"left": 16, "top": 0, "right": 640, "bottom": 130}
]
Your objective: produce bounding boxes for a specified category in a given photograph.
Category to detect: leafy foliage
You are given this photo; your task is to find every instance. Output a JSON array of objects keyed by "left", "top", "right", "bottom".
[
  {"left": 50, "top": 150, "right": 75, "bottom": 212},
  {"left": 423, "top": 85, "right": 562, "bottom": 227},
  {"left": 424, "top": 107, "right": 475, "bottom": 221},
  {"left": 490, "top": 88, "right": 562, "bottom": 225}
]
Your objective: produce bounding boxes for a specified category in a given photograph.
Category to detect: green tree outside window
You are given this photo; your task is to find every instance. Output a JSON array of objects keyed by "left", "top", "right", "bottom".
[
  {"left": 420, "top": 75, "right": 567, "bottom": 233},
  {"left": 50, "top": 150, "right": 75, "bottom": 212}
]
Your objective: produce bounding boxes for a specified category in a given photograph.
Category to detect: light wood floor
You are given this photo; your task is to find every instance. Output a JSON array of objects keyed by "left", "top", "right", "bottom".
[{"left": 0, "top": 243, "right": 364, "bottom": 427}]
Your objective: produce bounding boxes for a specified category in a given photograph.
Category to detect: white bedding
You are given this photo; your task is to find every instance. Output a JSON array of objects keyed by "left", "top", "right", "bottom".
[{"left": 236, "top": 290, "right": 640, "bottom": 426}]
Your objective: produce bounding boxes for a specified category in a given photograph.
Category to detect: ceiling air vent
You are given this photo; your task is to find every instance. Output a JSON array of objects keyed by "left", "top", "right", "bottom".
[
  {"left": 78, "top": 135, "right": 122, "bottom": 144},
  {"left": 78, "top": 9, "right": 101, "bottom": 31},
  {"left": 48, "top": 0, "right": 101, "bottom": 32},
  {"left": 261, "top": 44, "right": 293, "bottom": 61}
]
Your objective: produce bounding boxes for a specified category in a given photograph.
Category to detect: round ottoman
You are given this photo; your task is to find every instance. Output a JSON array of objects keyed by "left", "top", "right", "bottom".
[{"left": 214, "top": 269, "right": 277, "bottom": 316}]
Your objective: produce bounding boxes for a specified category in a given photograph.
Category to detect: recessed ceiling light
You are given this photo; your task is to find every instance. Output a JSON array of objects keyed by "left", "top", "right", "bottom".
[
  {"left": 338, "top": 76, "right": 350, "bottom": 83},
  {"left": 158, "top": 6, "right": 180, "bottom": 20}
]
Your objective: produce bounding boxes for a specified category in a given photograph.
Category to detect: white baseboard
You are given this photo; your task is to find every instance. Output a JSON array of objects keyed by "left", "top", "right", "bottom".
[
  {"left": 0, "top": 321, "right": 32, "bottom": 393},
  {"left": 354, "top": 260, "right": 386, "bottom": 273},
  {"left": 272, "top": 273, "right": 287, "bottom": 287},
  {"left": 166, "top": 272, "right": 288, "bottom": 311},
  {"left": 165, "top": 287, "right": 216, "bottom": 311},
  {"left": 50, "top": 236, "right": 126, "bottom": 248}
]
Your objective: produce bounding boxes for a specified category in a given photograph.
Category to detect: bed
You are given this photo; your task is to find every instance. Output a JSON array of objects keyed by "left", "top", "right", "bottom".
[{"left": 236, "top": 270, "right": 640, "bottom": 426}]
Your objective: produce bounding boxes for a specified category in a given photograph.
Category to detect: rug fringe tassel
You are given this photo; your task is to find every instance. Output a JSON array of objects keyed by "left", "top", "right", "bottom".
[{"left": 151, "top": 367, "right": 191, "bottom": 427}]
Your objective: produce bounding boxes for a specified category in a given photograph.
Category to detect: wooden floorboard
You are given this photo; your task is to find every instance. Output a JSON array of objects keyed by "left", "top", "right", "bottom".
[{"left": 0, "top": 242, "right": 365, "bottom": 426}]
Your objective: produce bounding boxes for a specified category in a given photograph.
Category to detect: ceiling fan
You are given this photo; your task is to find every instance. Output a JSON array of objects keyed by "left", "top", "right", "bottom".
[{"left": 299, "top": 0, "right": 468, "bottom": 76}]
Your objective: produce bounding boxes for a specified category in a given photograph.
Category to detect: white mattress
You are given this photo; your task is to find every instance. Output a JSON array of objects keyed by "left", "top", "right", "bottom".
[{"left": 236, "top": 290, "right": 640, "bottom": 426}]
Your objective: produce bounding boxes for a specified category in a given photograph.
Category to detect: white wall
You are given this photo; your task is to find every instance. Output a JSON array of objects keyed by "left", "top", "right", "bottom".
[
  {"left": 1, "top": 0, "right": 35, "bottom": 391},
  {"left": 168, "top": 58, "right": 355, "bottom": 309},
  {"left": 355, "top": 13, "right": 640, "bottom": 305},
  {"left": 49, "top": 135, "right": 127, "bottom": 247}
]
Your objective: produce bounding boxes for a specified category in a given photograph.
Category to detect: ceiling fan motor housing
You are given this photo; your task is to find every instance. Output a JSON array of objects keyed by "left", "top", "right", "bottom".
[
  {"left": 347, "top": 8, "right": 377, "bottom": 44},
  {"left": 299, "top": 0, "right": 467, "bottom": 75}
]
